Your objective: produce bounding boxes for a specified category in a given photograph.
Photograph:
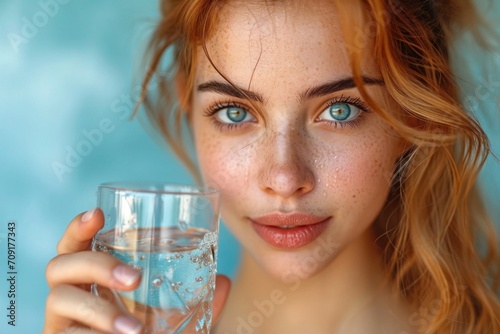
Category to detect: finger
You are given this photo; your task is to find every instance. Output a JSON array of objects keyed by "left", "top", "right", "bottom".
[
  {"left": 57, "top": 209, "right": 104, "bottom": 255},
  {"left": 44, "top": 285, "right": 143, "bottom": 334},
  {"left": 212, "top": 275, "right": 231, "bottom": 325},
  {"left": 54, "top": 327, "right": 100, "bottom": 334},
  {"left": 46, "top": 251, "right": 141, "bottom": 291}
]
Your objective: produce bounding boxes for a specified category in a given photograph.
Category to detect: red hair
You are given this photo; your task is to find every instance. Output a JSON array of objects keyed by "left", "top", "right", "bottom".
[{"left": 137, "top": 1, "right": 500, "bottom": 332}]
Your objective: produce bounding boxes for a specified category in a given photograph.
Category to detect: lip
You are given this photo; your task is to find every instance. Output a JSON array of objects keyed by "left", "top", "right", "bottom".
[{"left": 250, "top": 213, "right": 331, "bottom": 249}]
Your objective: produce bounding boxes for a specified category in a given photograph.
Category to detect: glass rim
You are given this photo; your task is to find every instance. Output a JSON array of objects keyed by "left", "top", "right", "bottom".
[{"left": 98, "top": 182, "right": 219, "bottom": 196}]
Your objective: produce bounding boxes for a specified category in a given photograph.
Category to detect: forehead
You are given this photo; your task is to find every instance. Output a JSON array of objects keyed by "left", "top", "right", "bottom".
[{"left": 195, "top": 1, "right": 379, "bottom": 87}]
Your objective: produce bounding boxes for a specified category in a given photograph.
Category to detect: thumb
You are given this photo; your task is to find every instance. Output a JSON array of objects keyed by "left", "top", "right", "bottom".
[{"left": 57, "top": 208, "right": 104, "bottom": 254}]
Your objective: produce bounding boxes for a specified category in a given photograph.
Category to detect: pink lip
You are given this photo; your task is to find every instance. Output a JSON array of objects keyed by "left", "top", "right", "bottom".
[{"left": 250, "top": 213, "right": 330, "bottom": 248}]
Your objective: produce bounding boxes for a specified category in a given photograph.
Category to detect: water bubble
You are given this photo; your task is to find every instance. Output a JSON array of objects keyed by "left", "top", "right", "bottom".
[
  {"left": 196, "top": 317, "right": 206, "bottom": 331},
  {"left": 175, "top": 253, "right": 183, "bottom": 259},
  {"left": 200, "top": 232, "right": 218, "bottom": 247},
  {"left": 97, "top": 245, "right": 109, "bottom": 253},
  {"left": 140, "top": 255, "right": 145, "bottom": 261},
  {"left": 133, "top": 265, "right": 143, "bottom": 272},
  {"left": 195, "top": 276, "right": 203, "bottom": 282},
  {"left": 160, "top": 238, "right": 174, "bottom": 245},
  {"left": 152, "top": 278, "right": 163, "bottom": 287},
  {"left": 185, "top": 287, "right": 194, "bottom": 293},
  {"left": 170, "top": 281, "right": 184, "bottom": 292}
]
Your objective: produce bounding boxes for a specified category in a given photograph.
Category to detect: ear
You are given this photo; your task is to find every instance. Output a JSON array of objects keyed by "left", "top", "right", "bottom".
[{"left": 175, "top": 71, "right": 191, "bottom": 112}]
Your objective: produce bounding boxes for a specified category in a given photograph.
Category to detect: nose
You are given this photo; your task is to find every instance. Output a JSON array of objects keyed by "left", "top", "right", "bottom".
[{"left": 257, "top": 130, "right": 315, "bottom": 199}]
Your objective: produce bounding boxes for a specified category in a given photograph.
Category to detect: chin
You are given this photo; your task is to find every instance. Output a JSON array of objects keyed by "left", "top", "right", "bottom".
[{"left": 253, "top": 237, "right": 343, "bottom": 283}]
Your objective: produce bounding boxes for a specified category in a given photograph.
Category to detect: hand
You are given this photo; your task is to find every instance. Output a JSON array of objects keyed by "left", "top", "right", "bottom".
[{"left": 43, "top": 208, "right": 231, "bottom": 334}]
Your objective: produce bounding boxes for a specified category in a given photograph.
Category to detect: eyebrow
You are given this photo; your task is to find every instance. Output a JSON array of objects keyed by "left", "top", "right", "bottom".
[
  {"left": 197, "top": 76, "right": 384, "bottom": 103},
  {"left": 302, "top": 76, "right": 384, "bottom": 100},
  {"left": 198, "top": 81, "right": 264, "bottom": 103}
]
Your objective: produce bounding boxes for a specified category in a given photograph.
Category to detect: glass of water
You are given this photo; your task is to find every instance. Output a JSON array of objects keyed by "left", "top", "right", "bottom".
[{"left": 91, "top": 182, "right": 220, "bottom": 333}]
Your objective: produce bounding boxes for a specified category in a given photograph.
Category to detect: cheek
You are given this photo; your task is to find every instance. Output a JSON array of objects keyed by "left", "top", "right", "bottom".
[
  {"left": 194, "top": 114, "right": 401, "bottom": 224},
  {"left": 195, "top": 130, "right": 256, "bottom": 199},
  {"left": 315, "top": 129, "right": 399, "bottom": 218}
]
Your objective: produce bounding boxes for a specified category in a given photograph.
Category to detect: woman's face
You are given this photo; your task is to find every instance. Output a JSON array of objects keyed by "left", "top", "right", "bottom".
[{"left": 189, "top": 1, "right": 403, "bottom": 279}]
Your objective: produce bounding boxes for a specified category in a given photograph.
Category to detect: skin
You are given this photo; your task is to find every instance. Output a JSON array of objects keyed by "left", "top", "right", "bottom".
[
  {"left": 190, "top": 1, "right": 412, "bottom": 333},
  {"left": 43, "top": 210, "right": 230, "bottom": 333},
  {"left": 44, "top": 1, "right": 414, "bottom": 333},
  {"left": 192, "top": 1, "right": 400, "bottom": 281}
]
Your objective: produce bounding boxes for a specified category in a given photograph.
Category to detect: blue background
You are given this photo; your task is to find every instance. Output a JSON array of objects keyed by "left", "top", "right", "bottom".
[{"left": 0, "top": 1, "right": 498, "bottom": 333}]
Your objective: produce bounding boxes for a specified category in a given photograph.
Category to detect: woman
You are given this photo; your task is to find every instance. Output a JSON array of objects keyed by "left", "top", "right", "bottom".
[{"left": 44, "top": 0, "right": 500, "bottom": 333}]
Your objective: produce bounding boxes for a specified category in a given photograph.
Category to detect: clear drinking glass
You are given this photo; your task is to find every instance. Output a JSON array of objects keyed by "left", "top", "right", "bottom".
[{"left": 91, "top": 182, "right": 220, "bottom": 333}]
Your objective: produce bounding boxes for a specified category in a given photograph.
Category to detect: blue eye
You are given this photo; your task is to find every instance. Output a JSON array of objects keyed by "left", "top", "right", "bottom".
[
  {"left": 329, "top": 103, "right": 351, "bottom": 121},
  {"left": 216, "top": 106, "right": 255, "bottom": 124},
  {"left": 317, "top": 102, "right": 362, "bottom": 124}
]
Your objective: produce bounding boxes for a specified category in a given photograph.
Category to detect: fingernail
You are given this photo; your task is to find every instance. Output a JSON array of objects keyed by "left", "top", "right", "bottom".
[
  {"left": 81, "top": 209, "right": 96, "bottom": 223},
  {"left": 114, "top": 315, "right": 142, "bottom": 334},
  {"left": 113, "top": 265, "right": 141, "bottom": 287}
]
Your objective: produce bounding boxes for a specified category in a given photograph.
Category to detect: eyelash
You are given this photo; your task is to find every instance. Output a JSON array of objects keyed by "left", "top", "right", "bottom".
[
  {"left": 319, "top": 95, "right": 371, "bottom": 129},
  {"left": 203, "top": 95, "right": 371, "bottom": 131},
  {"left": 203, "top": 101, "right": 254, "bottom": 131}
]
